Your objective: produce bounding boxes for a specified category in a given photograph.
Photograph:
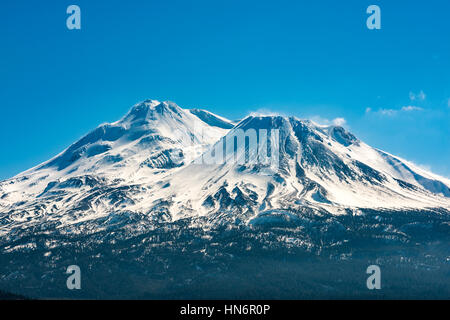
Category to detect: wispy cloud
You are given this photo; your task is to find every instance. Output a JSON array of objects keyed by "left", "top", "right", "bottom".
[
  {"left": 366, "top": 105, "right": 424, "bottom": 117},
  {"left": 332, "top": 117, "right": 347, "bottom": 126},
  {"left": 401, "top": 105, "right": 423, "bottom": 112},
  {"left": 413, "top": 162, "right": 432, "bottom": 173},
  {"left": 409, "top": 90, "right": 426, "bottom": 101},
  {"left": 379, "top": 109, "right": 397, "bottom": 116},
  {"left": 310, "top": 115, "right": 347, "bottom": 127},
  {"left": 247, "top": 108, "right": 286, "bottom": 117}
]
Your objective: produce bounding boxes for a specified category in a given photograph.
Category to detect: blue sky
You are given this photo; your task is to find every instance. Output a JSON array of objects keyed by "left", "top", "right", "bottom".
[{"left": 0, "top": 0, "right": 449, "bottom": 179}]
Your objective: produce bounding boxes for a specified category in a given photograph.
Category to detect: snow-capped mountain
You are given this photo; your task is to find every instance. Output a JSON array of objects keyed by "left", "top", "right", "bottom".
[
  {"left": 0, "top": 100, "right": 449, "bottom": 238},
  {"left": 183, "top": 115, "right": 450, "bottom": 220},
  {"left": 0, "top": 100, "right": 230, "bottom": 235},
  {"left": 1, "top": 99, "right": 449, "bottom": 299}
]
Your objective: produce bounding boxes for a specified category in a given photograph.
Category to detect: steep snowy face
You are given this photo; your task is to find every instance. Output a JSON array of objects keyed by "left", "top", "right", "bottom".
[{"left": 161, "top": 115, "right": 450, "bottom": 221}]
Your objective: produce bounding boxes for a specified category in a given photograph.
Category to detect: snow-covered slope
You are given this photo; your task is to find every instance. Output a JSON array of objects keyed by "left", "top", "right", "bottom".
[
  {"left": 153, "top": 115, "right": 450, "bottom": 224},
  {"left": 0, "top": 100, "right": 229, "bottom": 235},
  {"left": 0, "top": 101, "right": 449, "bottom": 238}
]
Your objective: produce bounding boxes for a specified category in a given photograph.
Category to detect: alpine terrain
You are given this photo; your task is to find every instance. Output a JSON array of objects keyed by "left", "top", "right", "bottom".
[{"left": 1, "top": 100, "right": 449, "bottom": 299}]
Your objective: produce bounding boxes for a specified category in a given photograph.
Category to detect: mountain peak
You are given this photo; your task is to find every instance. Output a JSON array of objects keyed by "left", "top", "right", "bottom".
[
  {"left": 235, "top": 114, "right": 359, "bottom": 148},
  {"left": 123, "top": 100, "right": 185, "bottom": 122}
]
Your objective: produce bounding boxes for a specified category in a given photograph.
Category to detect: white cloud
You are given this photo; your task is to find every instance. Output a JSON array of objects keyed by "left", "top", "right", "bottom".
[
  {"left": 310, "top": 116, "right": 347, "bottom": 127},
  {"left": 379, "top": 108, "right": 397, "bottom": 116},
  {"left": 401, "top": 106, "right": 423, "bottom": 112},
  {"left": 332, "top": 117, "right": 346, "bottom": 126},
  {"left": 247, "top": 109, "right": 286, "bottom": 117},
  {"left": 409, "top": 90, "right": 426, "bottom": 101},
  {"left": 414, "top": 162, "right": 432, "bottom": 172},
  {"left": 368, "top": 106, "right": 423, "bottom": 117}
]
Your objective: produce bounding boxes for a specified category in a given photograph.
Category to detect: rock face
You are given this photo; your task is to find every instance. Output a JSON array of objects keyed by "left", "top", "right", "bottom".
[{"left": 0, "top": 99, "right": 449, "bottom": 299}]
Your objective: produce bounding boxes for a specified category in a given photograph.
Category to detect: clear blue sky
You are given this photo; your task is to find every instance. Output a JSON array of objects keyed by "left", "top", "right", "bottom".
[{"left": 0, "top": 0, "right": 449, "bottom": 180}]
